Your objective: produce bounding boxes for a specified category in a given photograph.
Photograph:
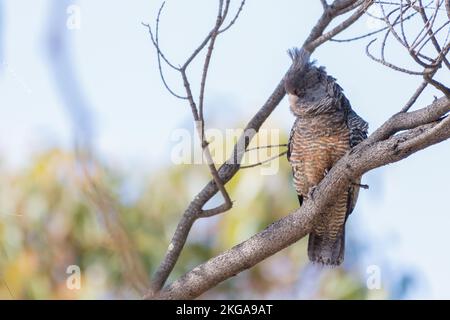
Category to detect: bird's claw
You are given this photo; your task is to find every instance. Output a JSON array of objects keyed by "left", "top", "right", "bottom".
[{"left": 307, "top": 186, "right": 317, "bottom": 200}]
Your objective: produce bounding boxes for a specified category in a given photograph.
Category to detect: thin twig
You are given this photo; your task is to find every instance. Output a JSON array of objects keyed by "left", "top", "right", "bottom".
[
  {"left": 145, "top": 0, "right": 386, "bottom": 298},
  {"left": 410, "top": 1, "right": 437, "bottom": 49},
  {"left": 152, "top": 97, "right": 450, "bottom": 299},
  {"left": 305, "top": 0, "right": 374, "bottom": 51},
  {"left": 366, "top": 39, "right": 428, "bottom": 74},
  {"left": 446, "top": 0, "right": 450, "bottom": 18},
  {"left": 219, "top": 0, "right": 246, "bottom": 34},
  {"left": 415, "top": 0, "right": 450, "bottom": 69},
  {"left": 146, "top": 0, "right": 449, "bottom": 299},
  {"left": 380, "top": 2, "right": 434, "bottom": 68},
  {"left": 399, "top": 0, "right": 410, "bottom": 48},
  {"left": 416, "top": 20, "right": 450, "bottom": 59},
  {"left": 401, "top": 80, "right": 429, "bottom": 112},
  {"left": 331, "top": 8, "right": 418, "bottom": 42},
  {"left": 424, "top": 72, "right": 450, "bottom": 96},
  {"left": 148, "top": 0, "right": 237, "bottom": 294},
  {"left": 245, "top": 144, "right": 288, "bottom": 152},
  {"left": 240, "top": 151, "right": 288, "bottom": 169},
  {"left": 199, "top": 0, "right": 226, "bottom": 146},
  {"left": 142, "top": 9, "right": 188, "bottom": 100}
]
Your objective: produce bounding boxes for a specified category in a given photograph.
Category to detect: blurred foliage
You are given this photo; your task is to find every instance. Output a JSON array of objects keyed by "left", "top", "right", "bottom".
[{"left": 0, "top": 127, "right": 390, "bottom": 299}]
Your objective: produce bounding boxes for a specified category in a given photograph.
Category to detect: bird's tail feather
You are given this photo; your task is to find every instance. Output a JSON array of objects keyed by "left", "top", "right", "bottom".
[{"left": 307, "top": 229, "right": 345, "bottom": 266}]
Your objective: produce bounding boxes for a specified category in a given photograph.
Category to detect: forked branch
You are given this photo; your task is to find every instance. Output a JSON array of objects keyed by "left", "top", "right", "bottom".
[{"left": 144, "top": 0, "right": 375, "bottom": 297}]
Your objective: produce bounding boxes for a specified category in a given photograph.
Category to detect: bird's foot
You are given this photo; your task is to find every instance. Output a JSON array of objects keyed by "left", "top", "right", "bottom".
[
  {"left": 323, "top": 169, "right": 329, "bottom": 177},
  {"left": 307, "top": 186, "right": 317, "bottom": 200}
]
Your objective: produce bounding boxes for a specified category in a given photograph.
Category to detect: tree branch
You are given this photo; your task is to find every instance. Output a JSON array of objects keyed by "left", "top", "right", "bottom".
[
  {"left": 151, "top": 97, "right": 450, "bottom": 300},
  {"left": 146, "top": 0, "right": 375, "bottom": 296},
  {"left": 305, "top": 0, "right": 374, "bottom": 51},
  {"left": 240, "top": 150, "right": 288, "bottom": 169},
  {"left": 142, "top": 0, "right": 450, "bottom": 300}
]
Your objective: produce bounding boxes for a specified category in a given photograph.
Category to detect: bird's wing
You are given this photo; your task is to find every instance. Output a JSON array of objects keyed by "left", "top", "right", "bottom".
[
  {"left": 346, "top": 181, "right": 361, "bottom": 220},
  {"left": 287, "top": 119, "right": 304, "bottom": 205},
  {"left": 287, "top": 120, "right": 296, "bottom": 162},
  {"left": 347, "top": 111, "right": 369, "bottom": 148},
  {"left": 342, "top": 96, "right": 369, "bottom": 216}
]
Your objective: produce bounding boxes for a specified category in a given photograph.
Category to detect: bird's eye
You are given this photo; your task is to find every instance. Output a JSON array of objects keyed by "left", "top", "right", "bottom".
[{"left": 294, "top": 88, "right": 305, "bottom": 96}]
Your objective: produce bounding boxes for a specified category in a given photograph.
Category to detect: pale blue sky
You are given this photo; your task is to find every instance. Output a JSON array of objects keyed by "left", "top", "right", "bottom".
[{"left": 0, "top": 0, "right": 449, "bottom": 298}]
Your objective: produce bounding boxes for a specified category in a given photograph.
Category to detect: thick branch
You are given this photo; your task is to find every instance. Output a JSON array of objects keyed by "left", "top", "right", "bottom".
[
  {"left": 147, "top": 0, "right": 375, "bottom": 295},
  {"left": 305, "top": 0, "right": 374, "bottom": 51},
  {"left": 368, "top": 96, "right": 450, "bottom": 142},
  {"left": 152, "top": 97, "right": 450, "bottom": 299},
  {"left": 148, "top": 80, "right": 286, "bottom": 292}
]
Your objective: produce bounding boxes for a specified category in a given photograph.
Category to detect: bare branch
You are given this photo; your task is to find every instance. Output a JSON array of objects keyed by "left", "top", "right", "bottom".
[
  {"left": 302, "top": 0, "right": 362, "bottom": 50},
  {"left": 379, "top": 2, "right": 436, "bottom": 68},
  {"left": 240, "top": 150, "right": 288, "bottom": 169},
  {"left": 331, "top": 8, "right": 419, "bottom": 42},
  {"left": 144, "top": 0, "right": 395, "bottom": 297},
  {"left": 180, "top": 0, "right": 231, "bottom": 73},
  {"left": 446, "top": 0, "right": 450, "bottom": 18},
  {"left": 179, "top": 1, "right": 234, "bottom": 218},
  {"left": 245, "top": 144, "right": 288, "bottom": 152},
  {"left": 415, "top": 20, "right": 450, "bottom": 57},
  {"left": 366, "top": 39, "right": 428, "bottom": 74},
  {"left": 401, "top": 80, "right": 429, "bottom": 112},
  {"left": 219, "top": 0, "right": 246, "bottom": 34},
  {"left": 147, "top": 3, "right": 179, "bottom": 70},
  {"left": 415, "top": 0, "right": 450, "bottom": 69},
  {"left": 424, "top": 71, "right": 450, "bottom": 96},
  {"left": 305, "top": 0, "right": 374, "bottom": 51},
  {"left": 361, "top": 0, "right": 450, "bottom": 86},
  {"left": 199, "top": 0, "right": 227, "bottom": 144},
  {"left": 148, "top": 80, "right": 287, "bottom": 294},
  {"left": 142, "top": 3, "right": 188, "bottom": 100},
  {"left": 367, "top": 96, "right": 449, "bottom": 142},
  {"left": 149, "top": 204, "right": 315, "bottom": 300},
  {"left": 151, "top": 98, "right": 450, "bottom": 300},
  {"left": 147, "top": 0, "right": 240, "bottom": 293},
  {"left": 333, "top": 0, "right": 363, "bottom": 11},
  {"left": 321, "top": 0, "right": 329, "bottom": 10},
  {"left": 365, "top": 0, "right": 449, "bottom": 101},
  {"left": 140, "top": 0, "right": 450, "bottom": 300}
]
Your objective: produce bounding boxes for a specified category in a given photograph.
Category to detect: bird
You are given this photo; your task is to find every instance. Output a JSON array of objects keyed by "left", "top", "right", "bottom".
[{"left": 285, "top": 48, "right": 368, "bottom": 266}]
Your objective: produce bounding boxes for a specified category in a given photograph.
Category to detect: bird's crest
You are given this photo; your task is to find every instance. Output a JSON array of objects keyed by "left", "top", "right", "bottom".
[
  {"left": 287, "top": 47, "right": 311, "bottom": 70},
  {"left": 285, "top": 47, "right": 312, "bottom": 96}
]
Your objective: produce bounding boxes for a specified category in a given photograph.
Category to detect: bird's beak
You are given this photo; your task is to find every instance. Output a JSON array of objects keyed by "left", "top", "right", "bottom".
[{"left": 288, "top": 93, "right": 299, "bottom": 106}]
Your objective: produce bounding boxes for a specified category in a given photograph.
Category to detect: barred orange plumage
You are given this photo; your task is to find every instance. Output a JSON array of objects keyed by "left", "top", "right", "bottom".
[{"left": 285, "top": 48, "right": 368, "bottom": 266}]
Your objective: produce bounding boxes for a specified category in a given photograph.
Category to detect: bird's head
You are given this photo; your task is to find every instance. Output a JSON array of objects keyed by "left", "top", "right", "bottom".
[
  {"left": 285, "top": 48, "right": 339, "bottom": 116},
  {"left": 284, "top": 47, "right": 312, "bottom": 97}
]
